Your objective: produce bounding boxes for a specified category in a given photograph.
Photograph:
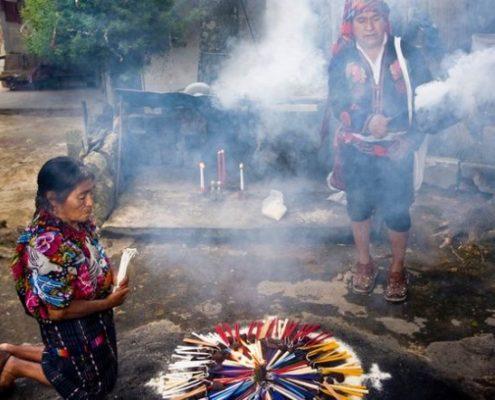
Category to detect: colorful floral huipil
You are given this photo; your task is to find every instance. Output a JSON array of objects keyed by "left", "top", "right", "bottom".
[{"left": 11, "top": 210, "right": 118, "bottom": 400}]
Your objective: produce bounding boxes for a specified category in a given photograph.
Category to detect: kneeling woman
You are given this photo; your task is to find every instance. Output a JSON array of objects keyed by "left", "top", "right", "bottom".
[{"left": 0, "top": 156, "right": 130, "bottom": 399}]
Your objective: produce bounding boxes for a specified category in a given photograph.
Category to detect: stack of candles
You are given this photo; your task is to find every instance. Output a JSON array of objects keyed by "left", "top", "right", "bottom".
[
  {"left": 198, "top": 149, "right": 246, "bottom": 194},
  {"left": 152, "top": 317, "right": 368, "bottom": 399}
]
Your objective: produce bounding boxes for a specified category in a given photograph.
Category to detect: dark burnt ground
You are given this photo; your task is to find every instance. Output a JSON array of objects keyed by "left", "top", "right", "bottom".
[{"left": 1, "top": 232, "right": 493, "bottom": 399}]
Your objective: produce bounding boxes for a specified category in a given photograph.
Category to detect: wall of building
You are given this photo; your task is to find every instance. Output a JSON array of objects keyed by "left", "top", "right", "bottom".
[
  {"left": 0, "top": 0, "right": 25, "bottom": 54},
  {"left": 143, "top": 33, "right": 200, "bottom": 92},
  {"left": 143, "top": 0, "right": 263, "bottom": 92}
]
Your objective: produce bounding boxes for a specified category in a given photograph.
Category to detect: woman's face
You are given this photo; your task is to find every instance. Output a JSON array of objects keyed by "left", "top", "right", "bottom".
[
  {"left": 352, "top": 10, "right": 387, "bottom": 50},
  {"left": 52, "top": 179, "right": 95, "bottom": 225}
]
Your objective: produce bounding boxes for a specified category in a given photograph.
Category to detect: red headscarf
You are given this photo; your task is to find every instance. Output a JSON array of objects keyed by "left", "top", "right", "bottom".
[{"left": 332, "top": 0, "right": 391, "bottom": 55}]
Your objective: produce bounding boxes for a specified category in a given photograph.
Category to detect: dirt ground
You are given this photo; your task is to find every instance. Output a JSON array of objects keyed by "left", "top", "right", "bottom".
[
  {"left": 0, "top": 95, "right": 494, "bottom": 399},
  {"left": 0, "top": 114, "right": 83, "bottom": 230}
]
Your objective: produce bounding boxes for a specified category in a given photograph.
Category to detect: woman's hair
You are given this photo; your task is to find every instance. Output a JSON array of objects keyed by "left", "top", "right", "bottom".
[{"left": 35, "top": 156, "right": 95, "bottom": 213}]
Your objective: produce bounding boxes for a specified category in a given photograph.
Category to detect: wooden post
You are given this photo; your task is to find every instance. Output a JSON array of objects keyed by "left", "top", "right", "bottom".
[
  {"left": 81, "top": 100, "right": 89, "bottom": 153},
  {"left": 115, "top": 100, "right": 124, "bottom": 199}
]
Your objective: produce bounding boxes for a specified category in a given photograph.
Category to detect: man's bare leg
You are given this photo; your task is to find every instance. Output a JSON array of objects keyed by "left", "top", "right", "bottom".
[
  {"left": 388, "top": 229, "right": 408, "bottom": 274},
  {"left": 352, "top": 220, "right": 371, "bottom": 264},
  {"left": 351, "top": 219, "right": 379, "bottom": 293},
  {"left": 384, "top": 229, "right": 409, "bottom": 302}
]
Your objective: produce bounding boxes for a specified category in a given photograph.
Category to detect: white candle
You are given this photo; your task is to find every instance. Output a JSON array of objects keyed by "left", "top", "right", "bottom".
[
  {"left": 218, "top": 149, "right": 226, "bottom": 186},
  {"left": 114, "top": 248, "right": 138, "bottom": 292},
  {"left": 239, "top": 163, "right": 245, "bottom": 191},
  {"left": 199, "top": 162, "right": 205, "bottom": 192}
]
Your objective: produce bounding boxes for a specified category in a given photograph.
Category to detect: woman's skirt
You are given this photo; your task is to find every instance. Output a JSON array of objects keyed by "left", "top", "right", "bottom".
[{"left": 39, "top": 310, "right": 118, "bottom": 400}]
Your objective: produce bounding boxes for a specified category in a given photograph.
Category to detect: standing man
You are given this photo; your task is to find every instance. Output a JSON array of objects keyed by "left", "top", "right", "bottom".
[{"left": 322, "top": 0, "right": 431, "bottom": 302}]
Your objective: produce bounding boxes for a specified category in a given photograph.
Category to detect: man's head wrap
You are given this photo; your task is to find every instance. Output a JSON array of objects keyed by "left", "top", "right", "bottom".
[{"left": 332, "top": 0, "right": 391, "bottom": 55}]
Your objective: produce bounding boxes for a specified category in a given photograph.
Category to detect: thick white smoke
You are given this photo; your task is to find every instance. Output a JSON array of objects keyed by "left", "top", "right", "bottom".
[
  {"left": 415, "top": 47, "right": 495, "bottom": 117},
  {"left": 212, "top": 0, "right": 328, "bottom": 108}
]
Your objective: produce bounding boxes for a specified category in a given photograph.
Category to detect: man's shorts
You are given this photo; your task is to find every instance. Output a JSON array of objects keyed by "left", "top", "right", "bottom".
[{"left": 342, "top": 144, "right": 414, "bottom": 232}]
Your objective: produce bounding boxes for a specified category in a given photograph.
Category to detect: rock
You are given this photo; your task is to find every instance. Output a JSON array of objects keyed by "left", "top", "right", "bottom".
[
  {"left": 194, "top": 300, "right": 222, "bottom": 317},
  {"left": 0, "top": 226, "right": 19, "bottom": 245},
  {"left": 0, "top": 245, "right": 14, "bottom": 259},
  {"left": 66, "top": 129, "right": 85, "bottom": 159},
  {"left": 424, "top": 156, "right": 459, "bottom": 190},
  {"left": 99, "top": 132, "right": 119, "bottom": 174},
  {"left": 460, "top": 162, "right": 495, "bottom": 194},
  {"left": 92, "top": 173, "right": 116, "bottom": 224},
  {"left": 83, "top": 151, "right": 117, "bottom": 224},
  {"left": 376, "top": 317, "right": 426, "bottom": 336},
  {"left": 426, "top": 334, "right": 495, "bottom": 398},
  {"left": 84, "top": 151, "right": 110, "bottom": 176},
  {"left": 473, "top": 172, "right": 495, "bottom": 194},
  {"left": 100, "top": 132, "right": 118, "bottom": 156},
  {"left": 459, "top": 204, "right": 495, "bottom": 242},
  {"left": 113, "top": 320, "right": 183, "bottom": 400}
]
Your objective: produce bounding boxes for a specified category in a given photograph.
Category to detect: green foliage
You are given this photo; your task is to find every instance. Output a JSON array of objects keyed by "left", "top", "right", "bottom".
[{"left": 21, "top": 0, "right": 200, "bottom": 74}]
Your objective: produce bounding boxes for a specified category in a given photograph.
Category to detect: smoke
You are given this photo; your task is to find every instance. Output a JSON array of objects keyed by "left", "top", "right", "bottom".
[
  {"left": 212, "top": 0, "right": 328, "bottom": 108},
  {"left": 415, "top": 47, "right": 495, "bottom": 117}
]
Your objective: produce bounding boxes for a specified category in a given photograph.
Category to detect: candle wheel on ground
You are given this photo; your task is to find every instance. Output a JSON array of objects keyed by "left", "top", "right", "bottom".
[{"left": 148, "top": 317, "right": 369, "bottom": 400}]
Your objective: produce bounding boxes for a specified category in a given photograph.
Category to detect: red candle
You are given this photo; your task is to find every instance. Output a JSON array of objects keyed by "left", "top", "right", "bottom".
[
  {"left": 217, "top": 150, "right": 222, "bottom": 184},
  {"left": 221, "top": 150, "right": 226, "bottom": 186},
  {"left": 217, "top": 149, "right": 227, "bottom": 187}
]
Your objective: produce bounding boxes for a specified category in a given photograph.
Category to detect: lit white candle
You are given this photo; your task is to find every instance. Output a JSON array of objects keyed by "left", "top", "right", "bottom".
[
  {"left": 239, "top": 163, "right": 245, "bottom": 191},
  {"left": 199, "top": 162, "right": 205, "bottom": 192},
  {"left": 218, "top": 149, "right": 226, "bottom": 186}
]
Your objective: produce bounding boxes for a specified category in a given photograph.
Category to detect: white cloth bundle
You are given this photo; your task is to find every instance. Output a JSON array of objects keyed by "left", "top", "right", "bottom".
[{"left": 262, "top": 190, "right": 287, "bottom": 221}]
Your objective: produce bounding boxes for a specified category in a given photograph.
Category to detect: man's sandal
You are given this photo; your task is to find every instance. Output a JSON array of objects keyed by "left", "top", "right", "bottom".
[
  {"left": 384, "top": 271, "right": 408, "bottom": 303},
  {"left": 351, "top": 260, "right": 378, "bottom": 294}
]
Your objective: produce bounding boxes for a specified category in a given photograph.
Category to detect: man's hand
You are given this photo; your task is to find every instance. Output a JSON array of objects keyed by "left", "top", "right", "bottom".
[{"left": 368, "top": 114, "right": 391, "bottom": 139}]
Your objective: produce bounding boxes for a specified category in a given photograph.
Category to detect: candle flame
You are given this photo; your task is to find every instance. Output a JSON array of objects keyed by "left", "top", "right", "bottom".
[
  {"left": 240, "top": 163, "right": 244, "bottom": 169},
  {"left": 199, "top": 162, "right": 205, "bottom": 168}
]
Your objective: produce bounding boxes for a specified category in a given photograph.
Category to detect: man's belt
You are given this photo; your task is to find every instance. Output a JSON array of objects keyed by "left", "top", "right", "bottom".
[{"left": 338, "top": 131, "right": 406, "bottom": 157}]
